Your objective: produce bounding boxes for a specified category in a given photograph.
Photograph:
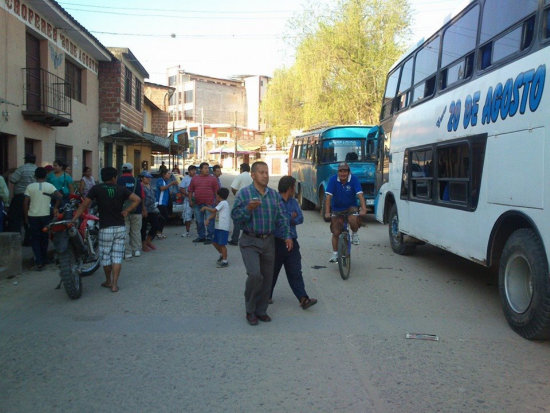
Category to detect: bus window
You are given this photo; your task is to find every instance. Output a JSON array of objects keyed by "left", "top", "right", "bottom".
[
  {"left": 400, "top": 150, "right": 409, "bottom": 198},
  {"left": 544, "top": 7, "right": 550, "bottom": 39},
  {"left": 437, "top": 143, "right": 469, "bottom": 204},
  {"left": 410, "top": 148, "right": 433, "bottom": 199},
  {"left": 381, "top": 69, "right": 400, "bottom": 119},
  {"left": 300, "top": 141, "right": 308, "bottom": 159},
  {"left": 479, "top": 0, "right": 537, "bottom": 69},
  {"left": 320, "top": 139, "right": 363, "bottom": 163},
  {"left": 412, "top": 36, "right": 440, "bottom": 103},
  {"left": 397, "top": 58, "right": 413, "bottom": 111},
  {"left": 440, "top": 5, "right": 479, "bottom": 89},
  {"left": 480, "top": 0, "right": 538, "bottom": 44}
]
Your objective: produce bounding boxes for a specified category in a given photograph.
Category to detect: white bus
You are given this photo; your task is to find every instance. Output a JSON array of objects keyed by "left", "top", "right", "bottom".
[{"left": 375, "top": 0, "right": 550, "bottom": 339}]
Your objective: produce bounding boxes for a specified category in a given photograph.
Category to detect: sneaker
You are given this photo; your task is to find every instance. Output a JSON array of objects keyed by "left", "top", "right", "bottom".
[
  {"left": 216, "top": 256, "right": 223, "bottom": 264},
  {"left": 329, "top": 252, "right": 338, "bottom": 263},
  {"left": 193, "top": 237, "right": 206, "bottom": 243},
  {"left": 217, "top": 261, "right": 228, "bottom": 268},
  {"left": 124, "top": 253, "right": 133, "bottom": 260},
  {"left": 181, "top": 232, "right": 191, "bottom": 238},
  {"left": 133, "top": 250, "right": 141, "bottom": 257},
  {"left": 204, "top": 239, "right": 213, "bottom": 245},
  {"left": 352, "top": 232, "right": 360, "bottom": 245}
]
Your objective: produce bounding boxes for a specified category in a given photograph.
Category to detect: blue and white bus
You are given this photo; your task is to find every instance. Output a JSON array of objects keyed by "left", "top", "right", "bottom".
[
  {"left": 289, "top": 125, "right": 383, "bottom": 217},
  {"left": 376, "top": 0, "right": 550, "bottom": 339}
]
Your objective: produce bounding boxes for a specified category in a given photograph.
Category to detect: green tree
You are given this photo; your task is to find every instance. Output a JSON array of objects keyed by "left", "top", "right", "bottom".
[{"left": 263, "top": 0, "right": 411, "bottom": 144}]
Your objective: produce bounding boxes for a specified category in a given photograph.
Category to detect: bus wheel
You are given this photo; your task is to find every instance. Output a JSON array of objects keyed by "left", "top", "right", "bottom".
[
  {"left": 499, "top": 229, "right": 550, "bottom": 340},
  {"left": 388, "top": 204, "right": 415, "bottom": 255}
]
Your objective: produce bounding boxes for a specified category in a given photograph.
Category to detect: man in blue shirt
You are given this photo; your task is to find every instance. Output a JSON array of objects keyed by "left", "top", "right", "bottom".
[
  {"left": 270, "top": 176, "right": 317, "bottom": 309},
  {"left": 324, "top": 162, "right": 367, "bottom": 263}
]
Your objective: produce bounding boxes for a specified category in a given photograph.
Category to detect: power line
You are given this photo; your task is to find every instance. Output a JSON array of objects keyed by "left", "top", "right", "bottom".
[{"left": 57, "top": 1, "right": 298, "bottom": 15}]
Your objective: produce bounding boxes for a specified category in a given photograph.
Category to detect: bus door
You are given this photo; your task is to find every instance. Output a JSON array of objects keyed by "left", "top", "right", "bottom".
[{"left": 375, "top": 127, "right": 391, "bottom": 191}]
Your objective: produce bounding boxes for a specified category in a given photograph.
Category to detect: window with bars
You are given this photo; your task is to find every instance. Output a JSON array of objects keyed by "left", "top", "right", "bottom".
[
  {"left": 65, "top": 60, "right": 82, "bottom": 102},
  {"left": 135, "top": 79, "right": 142, "bottom": 111},
  {"left": 124, "top": 66, "right": 132, "bottom": 104}
]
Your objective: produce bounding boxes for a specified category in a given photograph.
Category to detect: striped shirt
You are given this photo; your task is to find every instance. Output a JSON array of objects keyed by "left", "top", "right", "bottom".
[
  {"left": 9, "top": 163, "right": 37, "bottom": 194},
  {"left": 231, "top": 184, "right": 291, "bottom": 239}
]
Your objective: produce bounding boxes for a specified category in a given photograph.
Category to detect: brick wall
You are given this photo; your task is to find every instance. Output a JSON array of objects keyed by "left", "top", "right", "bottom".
[
  {"left": 99, "top": 61, "right": 144, "bottom": 132},
  {"left": 152, "top": 111, "right": 169, "bottom": 136},
  {"left": 98, "top": 61, "right": 121, "bottom": 123}
]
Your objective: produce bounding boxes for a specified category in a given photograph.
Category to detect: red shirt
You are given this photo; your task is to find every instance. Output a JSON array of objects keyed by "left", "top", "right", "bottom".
[{"left": 188, "top": 174, "right": 219, "bottom": 205}]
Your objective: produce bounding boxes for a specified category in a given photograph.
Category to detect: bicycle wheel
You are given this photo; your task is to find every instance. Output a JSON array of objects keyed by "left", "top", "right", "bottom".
[{"left": 337, "top": 232, "right": 351, "bottom": 280}]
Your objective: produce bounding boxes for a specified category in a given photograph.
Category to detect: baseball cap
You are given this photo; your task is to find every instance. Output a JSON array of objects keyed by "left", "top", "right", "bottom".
[
  {"left": 122, "top": 162, "right": 133, "bottom": 171},
  {"left": 140, "top": 171, "right": 153, "bottom": 178}
]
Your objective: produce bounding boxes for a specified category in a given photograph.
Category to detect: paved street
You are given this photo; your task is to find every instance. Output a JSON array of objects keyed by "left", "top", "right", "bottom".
[{"left": 2, "top": 172, "right": 550, "bottom": 412}]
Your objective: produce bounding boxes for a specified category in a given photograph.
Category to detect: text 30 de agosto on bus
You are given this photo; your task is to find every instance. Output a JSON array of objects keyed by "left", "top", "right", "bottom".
[{"left": 446, "top": 64, "right": 546, "bottom": 132}]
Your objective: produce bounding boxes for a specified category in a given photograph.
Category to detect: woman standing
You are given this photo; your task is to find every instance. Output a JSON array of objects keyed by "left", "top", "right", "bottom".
[
  {"left": 78, "top": 166, "right": 95, "bottom": 197},
  {"left": 140, "top": 171, "right": 161, "bottom": 251},
  {"left": 46, "top": 160, "right": 74, "bottom": 203}
]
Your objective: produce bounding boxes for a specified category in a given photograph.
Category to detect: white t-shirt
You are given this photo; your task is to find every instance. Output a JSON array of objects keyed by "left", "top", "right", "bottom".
[
  {"left": 215, "top": 200, "right": 230, "bottom": 231},
  {"left": 24, "top": 181, "right": 57, "bottom": 217},
  {"left": 230, "top": 172, "right": 253, "bottom": 193}
]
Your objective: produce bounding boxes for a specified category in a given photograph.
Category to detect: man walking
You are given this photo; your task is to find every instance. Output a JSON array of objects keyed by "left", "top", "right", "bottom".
[
  {"left": 231, "top": 161, "right": 292, "bottom": 326},
  {"left": 23, "top": 167, "right": 61, "bottom": 270},
  {"left": 73, "top": 167, "right": 140, "bottom": 293},
  {"left": 229, "top": 163, "right": 252, "bottom": 245},
  {"left": 8, "top": 154, "right": 37, "bottom": 243},
  {"left": 117, "top": 163, "right": 145, "bottom": 258},
  {"left": 188, "top": 162, "right": 219, "bottom": 244},
  {"left": 270, "top": 176, "right": 317, "bottom": 309},
  {"left": 212, "top": 164, "right": 222, "bottom": 187}
]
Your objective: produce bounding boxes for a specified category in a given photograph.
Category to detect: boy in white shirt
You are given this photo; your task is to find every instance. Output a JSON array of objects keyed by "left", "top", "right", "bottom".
[{"left": 202, "top": 187, "right": 230, "bottom": 268}]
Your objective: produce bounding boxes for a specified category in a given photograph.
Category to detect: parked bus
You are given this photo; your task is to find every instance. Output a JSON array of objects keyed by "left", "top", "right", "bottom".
[
  {"left": 375, "top": 0, "right": 550, "bottom": 339},
  {"left": 289, "top": 125, "right": 384, "bottom": 217}
]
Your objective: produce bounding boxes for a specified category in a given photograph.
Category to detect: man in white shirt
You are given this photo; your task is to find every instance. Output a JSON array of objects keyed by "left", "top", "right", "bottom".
[
  {"left": 23, "top": 167, "right": 61, "bottom": 270},
  {"left": 228, "top": 163, "right": 253, "bottom": 245}
]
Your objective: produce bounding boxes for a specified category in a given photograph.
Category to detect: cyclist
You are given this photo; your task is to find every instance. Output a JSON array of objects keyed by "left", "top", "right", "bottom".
[{"left": 324, "top": 162, "right": 367, "bottom": 263}]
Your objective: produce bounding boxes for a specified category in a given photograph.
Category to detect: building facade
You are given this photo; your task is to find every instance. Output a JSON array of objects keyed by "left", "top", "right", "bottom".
[
  {"left": 98, "top": 48, "right": 171, "bottom": 175},
  {"left": 0, "top": 0, "right": 112, "bottom": 177},
  {"left": 166, "top": 67, "right": 268, "bottom": 167}
]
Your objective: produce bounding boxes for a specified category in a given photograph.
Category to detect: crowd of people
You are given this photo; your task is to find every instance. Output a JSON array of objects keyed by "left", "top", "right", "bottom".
[{"left": 2, "top": 156, "right": 372, "bottom": 325}]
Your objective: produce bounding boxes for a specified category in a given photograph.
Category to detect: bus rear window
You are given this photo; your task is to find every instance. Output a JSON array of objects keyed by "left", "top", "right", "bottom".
[{"left": 320, "top": 139, "right": 364, "bottom": 163}]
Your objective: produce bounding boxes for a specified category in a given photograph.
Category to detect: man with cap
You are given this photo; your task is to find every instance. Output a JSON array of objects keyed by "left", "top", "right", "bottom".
[
  {"left": 323, "top": 162, "right": 367, "bottom": 263},
  {"left": 8, "top": 154, "right": 37, "bottom": 243},
  {"left": 117, "top": 163, "right": 145, "bottom": 258}
]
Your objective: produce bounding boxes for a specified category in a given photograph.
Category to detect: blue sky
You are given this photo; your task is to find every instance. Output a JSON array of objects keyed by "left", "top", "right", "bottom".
[{"left": 56, "top": 0, "right": 466, "bottom": 83}]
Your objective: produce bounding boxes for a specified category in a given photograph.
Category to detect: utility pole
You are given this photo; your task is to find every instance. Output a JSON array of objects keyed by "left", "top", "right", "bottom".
[
  {"left": 201, "top": 107, "right": 204, "bottom": 161},
  {"left": 234, "top": 111, "right": 238, "bottom": 171}
]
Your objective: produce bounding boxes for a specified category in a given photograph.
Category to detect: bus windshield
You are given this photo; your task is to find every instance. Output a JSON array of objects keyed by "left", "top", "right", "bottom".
[{"left": 320, "top": 139, "right": 365, "bottom": 163}]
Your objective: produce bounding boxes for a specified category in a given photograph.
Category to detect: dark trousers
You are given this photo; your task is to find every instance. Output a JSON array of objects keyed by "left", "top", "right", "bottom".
[
  {"left": 29, "top": 215, "right": 50, "bottom": 266},
  {"left": 141, "top": 212, "right": 161, "bottom": 241},
  {"left": 240, "top": 233, "right": 275, "bottom": 316},
  {"left": 271, "top": 238, "right": 307, "bottom": 301},
  {"left": 157, "top": 205, "right": 169, "bottom": 232}
]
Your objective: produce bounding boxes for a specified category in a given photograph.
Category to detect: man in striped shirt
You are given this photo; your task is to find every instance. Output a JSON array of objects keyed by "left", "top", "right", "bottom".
[{"left": 231, "top": 161, "right": 292, "bottom": 326}]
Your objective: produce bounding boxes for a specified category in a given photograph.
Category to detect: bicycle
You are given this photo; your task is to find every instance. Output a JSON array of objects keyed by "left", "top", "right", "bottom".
[{"left": 331, "top": 211, "right": 359, "bottom": 280}]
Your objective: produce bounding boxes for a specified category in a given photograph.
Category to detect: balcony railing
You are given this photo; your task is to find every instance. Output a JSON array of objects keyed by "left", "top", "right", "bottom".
[{"left": 22, "top": 67, "right": 72, "bottom": 127}]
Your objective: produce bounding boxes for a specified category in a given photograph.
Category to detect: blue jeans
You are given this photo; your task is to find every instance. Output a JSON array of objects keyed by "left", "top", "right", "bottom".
[
  {"left": 271, "top": 238, "right": 307, "bottom": 301},
  {"left": 29, "top": 215, "right": 51, "bottom": 266},
  {"left": 193, "top": 203, "right": 215, "bottom": 240}
]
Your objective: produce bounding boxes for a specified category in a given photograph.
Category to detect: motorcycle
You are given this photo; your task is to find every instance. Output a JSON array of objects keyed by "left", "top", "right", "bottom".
[{"left": 43, "top": 194, "right": 100, "bottom": 299}]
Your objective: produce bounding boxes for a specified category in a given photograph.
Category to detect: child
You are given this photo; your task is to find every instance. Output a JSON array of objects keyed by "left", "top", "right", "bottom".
[{"left": 201, "top": 187, "right": 230, "bottom": 268}]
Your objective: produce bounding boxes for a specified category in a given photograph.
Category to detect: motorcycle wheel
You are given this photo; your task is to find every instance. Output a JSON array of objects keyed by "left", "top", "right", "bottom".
[
  {"left": 59, "top": 246, "right": 82, "bottom": 299},
  {"left": 80, "top": 228, "right": 100, "bottom": 277}
]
